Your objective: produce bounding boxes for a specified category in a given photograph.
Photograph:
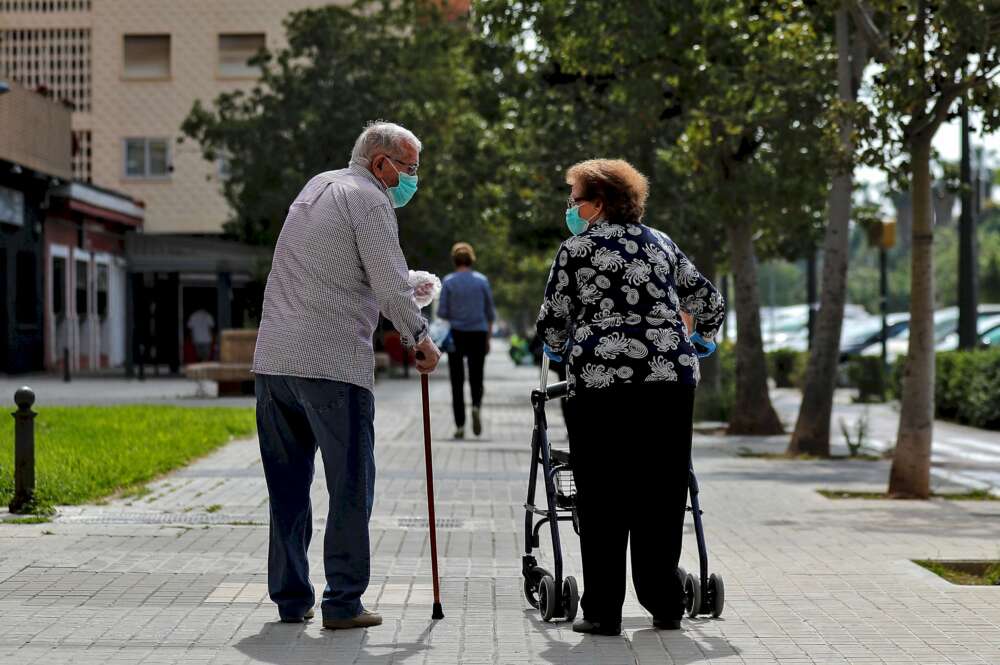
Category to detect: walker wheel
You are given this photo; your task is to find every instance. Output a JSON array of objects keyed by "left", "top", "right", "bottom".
[
  {"left": 708, "top": 573, "right": 725, "bottom": 618},
  {"left": 562, "top": 576, "right": 579, "bottom": 621},
  {"left": 684, "top": 572, "right": 701, "bottom": 618},
  {"left": 676, "top": 567, "right": 688, "bottom": 612},
  {"left": 523, "top": 566, "right": 552, "bottom": 609},
  {"left": 538, "top": 575, "right": 557, "bottom": 622}
]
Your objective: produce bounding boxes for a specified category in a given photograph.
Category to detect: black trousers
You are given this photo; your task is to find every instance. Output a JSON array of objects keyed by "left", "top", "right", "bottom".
[
  {"left": 447, "top": 330, "right": 488, "bottom": 428},
  {"left": 565, "top": 382, "right": 695, "bottom": 626}
]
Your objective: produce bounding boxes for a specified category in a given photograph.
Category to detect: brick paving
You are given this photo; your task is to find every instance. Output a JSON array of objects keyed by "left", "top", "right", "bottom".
[{"left": 2, "top": 350, "right": 1000, "bottom": 664}]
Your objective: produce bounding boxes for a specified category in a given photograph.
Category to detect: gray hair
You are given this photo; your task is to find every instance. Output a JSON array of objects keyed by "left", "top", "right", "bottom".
[{"left": 350, "top": 121, "right": 422, "bottom": 165}]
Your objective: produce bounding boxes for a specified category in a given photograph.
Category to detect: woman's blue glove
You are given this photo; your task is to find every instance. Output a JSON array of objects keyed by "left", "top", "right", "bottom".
[
  {"left": 542, "top": 343, "right": 564, "bottom": 362},
  {"left": 690, "top": 332, "right": 717, "bottom": 359}
]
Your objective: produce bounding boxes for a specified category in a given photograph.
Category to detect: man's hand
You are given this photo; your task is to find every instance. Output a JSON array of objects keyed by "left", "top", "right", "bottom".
[{"left": 415, "top": 336, "right": 441, "bottom": 373}]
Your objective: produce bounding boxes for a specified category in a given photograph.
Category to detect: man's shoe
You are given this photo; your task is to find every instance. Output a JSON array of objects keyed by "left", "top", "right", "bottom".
[
  {"left": 653, "top": 617, "right": 682, "bottom": 630},
  {"left": 454, "top": 427, "right": 464, "bottom": 440},
  {"left": 472, "top": 407, "right": 482, "bottom": 436},
  {"left": 571, "top": 618, "right": 621, "bottom": 636},
  {"left": 323, "top": 610, "right": 383, "bottom": 630},
  {"left": 280, "top": 608, "right": 314, "bottom": 623}
]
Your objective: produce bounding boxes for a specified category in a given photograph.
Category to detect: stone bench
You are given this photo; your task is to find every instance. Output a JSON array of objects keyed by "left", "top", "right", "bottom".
[{"left": 185, "top": 329, "right": 257, "bottom": 396}]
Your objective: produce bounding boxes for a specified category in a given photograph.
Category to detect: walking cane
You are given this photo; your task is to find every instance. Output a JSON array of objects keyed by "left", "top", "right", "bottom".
[{"left": 415, "top": 350, "right": 445, "bottom": 620}]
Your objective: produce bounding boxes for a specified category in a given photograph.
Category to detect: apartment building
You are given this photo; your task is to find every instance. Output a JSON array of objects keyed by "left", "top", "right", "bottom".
[{"left": 1, "top": 0, "right": 336, "bottom": 371}]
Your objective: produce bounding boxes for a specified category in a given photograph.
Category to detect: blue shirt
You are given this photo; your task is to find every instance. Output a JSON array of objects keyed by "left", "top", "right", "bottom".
[{"left": 438, "top": 270, "right": 496, "bottom": 332}]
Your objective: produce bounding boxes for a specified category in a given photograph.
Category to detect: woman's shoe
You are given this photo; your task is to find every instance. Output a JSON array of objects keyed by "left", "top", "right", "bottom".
[
  {"left": 571, "top": 618, "right": 621, "bottom": 636},
  {"left": 453, "top": 427, "right": 464, "bottom": 439},
  {"left": 472, "top": 407, "right": 482, "bottom": 436}
]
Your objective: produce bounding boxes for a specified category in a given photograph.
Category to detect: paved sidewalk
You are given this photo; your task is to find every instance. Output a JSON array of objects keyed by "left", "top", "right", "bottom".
[
  {"left": 771, "top": 388, "right": 1000, "bottom": 495},
  {"left": 2, "top": 352, "right": 1000, "bottom": 664}
]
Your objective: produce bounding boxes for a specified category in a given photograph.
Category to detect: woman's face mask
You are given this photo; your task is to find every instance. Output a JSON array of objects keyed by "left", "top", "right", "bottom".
[{"left": 565, "top": 203, "right": 600, "bottom": 235}]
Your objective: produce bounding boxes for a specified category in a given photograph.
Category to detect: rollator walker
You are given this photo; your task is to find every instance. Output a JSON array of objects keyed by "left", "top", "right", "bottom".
[{"left": 520, "top": 356, "right": 725, "bottom": 622}]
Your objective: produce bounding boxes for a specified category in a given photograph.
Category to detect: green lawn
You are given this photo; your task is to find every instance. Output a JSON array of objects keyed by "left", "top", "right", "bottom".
[{"left": 1, "top": 405, "right": 256, "bottom": 510}]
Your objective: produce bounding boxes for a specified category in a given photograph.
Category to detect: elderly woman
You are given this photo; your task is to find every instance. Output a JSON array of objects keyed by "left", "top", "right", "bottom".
[
  {"left": 536, "top": 159, "right": 725, "bottom": 635},
  {"left": 437, "top": 242, "right": 496, "bottom": 438}
]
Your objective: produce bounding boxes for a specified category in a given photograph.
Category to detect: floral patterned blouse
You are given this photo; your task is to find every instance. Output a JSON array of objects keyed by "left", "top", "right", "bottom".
[{"left": 536, "top": 220, "right": 726, "bottom": 397}]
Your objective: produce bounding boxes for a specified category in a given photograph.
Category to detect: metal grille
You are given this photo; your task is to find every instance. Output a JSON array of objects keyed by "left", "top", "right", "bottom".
[
  {"left": 72, "top": 129, "right": 91, "bottom": 182},
  {"left": 397, "top": 517, "right": 465, "bottom": 529},
  {"left": 555, "top": 468, "right": 576, "bottom": 500},
  {"left": 0, "top": 28, "right": 92, "bottom": 112},
  {"left": 0, "top": 1, "right": 91, "bottom": 10}
]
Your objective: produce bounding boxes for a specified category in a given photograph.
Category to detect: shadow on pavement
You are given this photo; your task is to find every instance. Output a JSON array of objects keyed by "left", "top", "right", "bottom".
[
  {"left": 234, "top": 619, "right": 434, "bottom": 664},
  {"left": 523, "top": 613, "right": 739, "bottom": 665}
]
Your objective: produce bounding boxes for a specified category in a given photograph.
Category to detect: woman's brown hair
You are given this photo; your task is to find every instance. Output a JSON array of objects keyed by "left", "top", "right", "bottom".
[
  {"left": 451, "top": 242, "right": 476, "bottom": 267},
  {"left": 566, "top": 159, "right": 649, "bottom": 226}
]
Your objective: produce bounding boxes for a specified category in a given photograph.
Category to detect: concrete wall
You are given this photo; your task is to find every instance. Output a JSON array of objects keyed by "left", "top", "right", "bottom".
[{"left": 0, "top": 81, "right": 73, "bottom": 180}]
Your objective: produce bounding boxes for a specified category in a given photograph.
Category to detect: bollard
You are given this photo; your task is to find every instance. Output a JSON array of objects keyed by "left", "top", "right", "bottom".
[
  {"left": 9, "top": 387, "right": 37, "bottom": 514},
  {"left": 63, "top": 347, "right": 71, "bottom": 383}
]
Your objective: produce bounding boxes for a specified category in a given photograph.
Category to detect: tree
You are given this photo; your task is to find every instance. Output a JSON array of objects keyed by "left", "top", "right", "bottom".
[
  {"left": 788, "top": 5, "right": 870, "bottom": 456},
  {"left": 849, "top": 0, "right": 1000, "bottom": 497},
  {"left": 659, "top": 1, "right": 832, "bottom": 435},
  {"left": 478, "top": 0, "right": 833, "bottom": 434},
  {"left": 182, "top": 0, "right": 506, "bottom": 289}
]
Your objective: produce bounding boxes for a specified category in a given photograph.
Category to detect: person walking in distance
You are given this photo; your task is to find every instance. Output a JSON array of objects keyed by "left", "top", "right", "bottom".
[{"left": 437, "top": 242, "right": 496, "bottom": 439}]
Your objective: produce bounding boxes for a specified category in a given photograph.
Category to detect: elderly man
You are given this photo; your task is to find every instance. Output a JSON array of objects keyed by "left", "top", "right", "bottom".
[{"left": 253, "top": 121, "right": 441, "bottom": 629}]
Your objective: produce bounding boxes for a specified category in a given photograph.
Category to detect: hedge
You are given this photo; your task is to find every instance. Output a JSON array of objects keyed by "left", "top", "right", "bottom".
[{"left": 890, "top": 348, "right": 1000, "bottom": 430}]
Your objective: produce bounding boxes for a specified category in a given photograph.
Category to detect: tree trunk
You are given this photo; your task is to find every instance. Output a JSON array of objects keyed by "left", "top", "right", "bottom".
[
  {"left": 889, "top": 136, "right": 935, "bottom": 498},
  {"left": 726, "top": 215, "right": 784, "bottom": 435},
  {"left": 788, "top": 7, "right": 855, "bottom": 457}
]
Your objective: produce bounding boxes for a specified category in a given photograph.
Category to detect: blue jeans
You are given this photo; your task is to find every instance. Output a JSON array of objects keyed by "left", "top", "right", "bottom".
[{"left": 255, "top": 374, "right": 376, "bottom": 621}]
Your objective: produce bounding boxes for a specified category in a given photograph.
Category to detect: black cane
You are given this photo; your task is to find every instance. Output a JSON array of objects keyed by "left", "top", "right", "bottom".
[{"left": 415, "top": 350, "right": 445, "bottom": 620}]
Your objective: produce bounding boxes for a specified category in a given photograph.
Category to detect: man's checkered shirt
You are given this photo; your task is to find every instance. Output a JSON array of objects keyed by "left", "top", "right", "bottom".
[{"left": 253, "top": 162, "right": 427, "bottom": 391}]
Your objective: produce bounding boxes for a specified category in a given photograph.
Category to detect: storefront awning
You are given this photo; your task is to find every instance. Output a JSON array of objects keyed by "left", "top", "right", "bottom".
[{"left": 125, "top": 233, "right": 271, "bottom": 275}]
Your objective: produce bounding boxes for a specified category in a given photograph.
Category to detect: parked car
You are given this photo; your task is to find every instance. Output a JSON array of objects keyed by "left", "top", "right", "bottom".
[
  {"left": 936, "top": 313, "right": 1000, "bottom": 351},
  {"left": 857, "top": 305, "right": 1000, "bottom": 361},
  {"left": 839, "top": 313, "right": 910, "bottom": 361}
]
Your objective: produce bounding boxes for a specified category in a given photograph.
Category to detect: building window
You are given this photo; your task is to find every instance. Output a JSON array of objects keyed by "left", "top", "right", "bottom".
[
  {"left": 124, "top": 138, "right": 171, "bottom": 179},
  {"left": 123, "top": 34, "right": 170, "bottom": 79},
  {"left": 16, "top": 252, "right": 38, "bottom": 325},
  {"left": 217, "top": 153, "right": 231, "bottom": 181},
  {"left": 218, "top": 33, "right": 265, "bottom": 78},
  {"left": 0, "top": 186, "right": 25, "bottom": 227}
]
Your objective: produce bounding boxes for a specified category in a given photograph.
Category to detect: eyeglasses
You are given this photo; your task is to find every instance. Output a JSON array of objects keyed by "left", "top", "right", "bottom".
[
  {"left": 566, "top": 195, "right": 587, "bottom": 209},
  {"left": 387, "top": 156, "right": 420, "bottom": 176}
]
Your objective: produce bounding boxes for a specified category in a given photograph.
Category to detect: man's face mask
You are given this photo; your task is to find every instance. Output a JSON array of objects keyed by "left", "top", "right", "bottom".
[{"left": 383, "top": 157, "right": 419, "bottom": 208}]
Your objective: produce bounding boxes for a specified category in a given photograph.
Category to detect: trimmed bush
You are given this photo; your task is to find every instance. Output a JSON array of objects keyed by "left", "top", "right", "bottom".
[
  {"left": 767, "top": 348, "right": 808, "bottom": 389},
  {"left": 845, "top": 356, "right": 887, "bottom": 403},
  {"left": 889, "top": 348, "right": 1000, "bottom": 430},
  {"left": 694, "top": 341, "right": 735, "bottom": 422}
]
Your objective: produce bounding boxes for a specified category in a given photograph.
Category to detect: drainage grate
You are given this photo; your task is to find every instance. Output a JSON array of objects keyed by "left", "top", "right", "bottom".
[
  {"left": 55, "top": 512, "right": 265, "bottom": 526},
  {"left": 397, "top": 517, "right": 465, "bottom": 529}
]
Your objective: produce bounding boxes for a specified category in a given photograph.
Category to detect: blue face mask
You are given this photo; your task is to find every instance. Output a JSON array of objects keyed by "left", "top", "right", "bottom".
[
  {"left": 565, "top": 205, "right": 598, "bottom": 235},
  {"left": 383, "top": 158, "right": 418, "bottom": 208}
]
